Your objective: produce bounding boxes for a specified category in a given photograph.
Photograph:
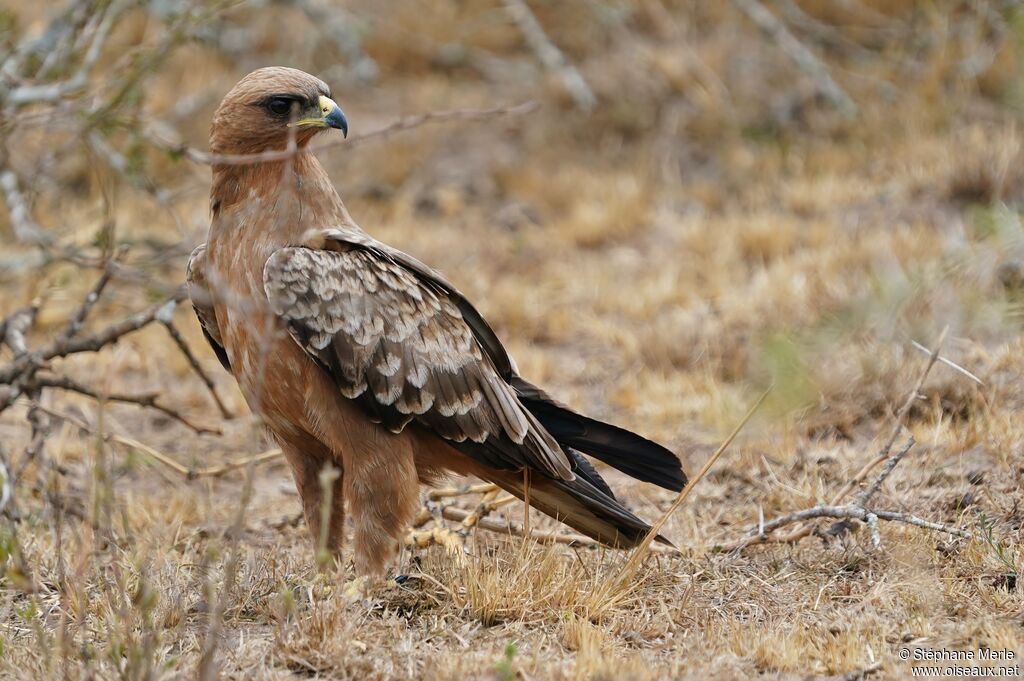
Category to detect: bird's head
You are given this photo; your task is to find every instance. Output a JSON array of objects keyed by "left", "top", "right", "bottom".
[{"left": 209, "top": 66, "right": 348, "bottom": 156}]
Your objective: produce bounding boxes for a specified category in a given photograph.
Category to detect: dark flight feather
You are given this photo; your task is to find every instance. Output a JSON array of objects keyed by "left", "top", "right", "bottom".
[{"left": 512, "top": 377, "right": 687, "bottom": 493}]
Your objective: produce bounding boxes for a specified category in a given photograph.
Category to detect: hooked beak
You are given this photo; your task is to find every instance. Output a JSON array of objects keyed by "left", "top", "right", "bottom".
[{"left": 290, "top": 95, "right": 348, "bottom": 138}]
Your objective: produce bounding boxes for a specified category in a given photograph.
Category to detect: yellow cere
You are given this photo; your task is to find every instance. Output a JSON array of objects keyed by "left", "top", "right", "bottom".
[{"left": 319, "top": 95, "right": 338, "bottom": 117}]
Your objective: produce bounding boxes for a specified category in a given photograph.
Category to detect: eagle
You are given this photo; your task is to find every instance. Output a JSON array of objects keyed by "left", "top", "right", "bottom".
[{"left": 187, "top": 67, "right": 687, "bottom": 576}]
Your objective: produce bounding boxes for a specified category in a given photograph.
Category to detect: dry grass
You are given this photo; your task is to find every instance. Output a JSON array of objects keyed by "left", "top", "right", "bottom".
[{"left": 0, "top": 1, "right": 1022, "bottom": 679}]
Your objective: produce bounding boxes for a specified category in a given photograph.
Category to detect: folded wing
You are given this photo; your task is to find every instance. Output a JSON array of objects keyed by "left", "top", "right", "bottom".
[
  {"left": 262, "top": 229, "right": 573, "bottom": 481},
  {"left": 186, "top": 243, "right": 231, "bottom": 372}
]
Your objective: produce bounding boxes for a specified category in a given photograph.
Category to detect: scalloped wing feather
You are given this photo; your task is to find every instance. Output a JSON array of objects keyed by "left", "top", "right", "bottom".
[{"left": 263, "top": 233, "right": 573, "bottom": 481}]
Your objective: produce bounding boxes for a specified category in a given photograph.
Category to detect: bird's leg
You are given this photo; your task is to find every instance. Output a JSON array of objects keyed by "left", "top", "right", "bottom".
[
  {"left": 277, "top": 437, "right": 346, "bottom": 557},
  {"left": 342, "top": 438, "right": 420, "bottom": 577}
]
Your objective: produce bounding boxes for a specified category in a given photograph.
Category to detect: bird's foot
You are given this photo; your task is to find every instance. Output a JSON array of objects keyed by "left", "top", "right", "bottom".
[
  {"left": 404, "top": 526, "right": 466, "bottom": 554},
  {"left": 340, "top": 575, "right": 370, "bottom": 601}
]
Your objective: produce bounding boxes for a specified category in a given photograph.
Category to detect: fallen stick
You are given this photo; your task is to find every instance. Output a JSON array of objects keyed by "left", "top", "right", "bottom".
[{"left": 721, "top": 329, "right": 975, "bottom": 551}]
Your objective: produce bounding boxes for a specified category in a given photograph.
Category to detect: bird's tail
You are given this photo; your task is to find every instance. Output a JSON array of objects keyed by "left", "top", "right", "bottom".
[
  {"left": 511, "top": 378, "right": 687, "bottom": 493},
  {"left": 480, "top": 466, "right": 670, "bottom": 549}
]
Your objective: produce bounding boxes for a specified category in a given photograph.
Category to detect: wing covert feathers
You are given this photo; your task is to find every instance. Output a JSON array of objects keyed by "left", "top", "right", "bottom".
[{"left": 263, "top": 231, "right": 573, "bottom": 480}]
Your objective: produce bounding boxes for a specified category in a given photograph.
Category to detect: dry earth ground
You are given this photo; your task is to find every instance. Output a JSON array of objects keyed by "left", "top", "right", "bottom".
[{"left": 0, "top": 1, "right": 1022, "bottom": 679}]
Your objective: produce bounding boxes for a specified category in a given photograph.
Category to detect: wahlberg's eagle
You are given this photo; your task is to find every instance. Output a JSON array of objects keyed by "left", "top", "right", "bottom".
[{"left": 187, "top": 67, "right": 686, "bottom": 575}]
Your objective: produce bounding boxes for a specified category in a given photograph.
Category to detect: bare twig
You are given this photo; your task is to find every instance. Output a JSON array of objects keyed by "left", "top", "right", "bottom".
[
  {"left": 1, "top": 300, "right": 41, "bottom": 356},
  {"left": 146, "top": 101, "right": 538, "bottom": 167},
  {"left": 460, "top": 488, "right": 515, "bottom": 530},
  {"left": 17, "top": 400, "right": 50, "bottom": 487},
  {"left": 35, "top": 403, "right": 190, "bottom": 476},
  {"left": 0, "top": 295, "right": 185, "bottom": 388},
  {"left": 836, "top": 327, "right": 948, "bottom": 503},
  {"left": 853, "top": 436, "right": 915, "bottom": 508},
  {"left": 4, "top": 1, "right": 122, "bottom": 108},
  {"left": 740, "top": 504, "right": 972, "bottom": 541},
  {"left": 59, "top": 254, "right": 121, "bottom": 340},
  {"left": 722, "top": 330, "right": 975, "bottom": 551},
  {"left": 504, "top": 0, "right": 596, "bottom": 112},
  {"left": 186, "top": 449, "right": 283, "bottom": 479},
  {"left": 0, "top": 168, "right": 49, "bottom": 244},
  {"left": 31, "top": 372, "right": 220, "bottom": 435},
  {"left": 618, "top": 385, "right": 771, "bottom": 577},
  {"left": 160, "top": 320, "right": 234, "bottom": 419},
  {"left": 910, "top": 339, "right": 983, "bottom": 386},
  {"left": 33, "top": 404, "right": 279, "bottom": 479},
  {"left": 731, "top": 0, "right": 857, "bottom": 118},
  {"left": 427, "top": 483, "right": 499, "bottom": 500}
]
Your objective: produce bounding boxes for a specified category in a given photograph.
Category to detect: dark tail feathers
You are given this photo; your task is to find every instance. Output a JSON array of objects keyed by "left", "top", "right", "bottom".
[
  {"left": 484, "top": 467, "right": 672, "bottom": 549},
  {"left": 512, "top": 378, "right": 687, "bottom": 492}
]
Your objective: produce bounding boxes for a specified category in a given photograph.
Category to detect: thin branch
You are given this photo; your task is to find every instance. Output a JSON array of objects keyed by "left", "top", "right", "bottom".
[
  {"left": 146, "top": 101, "right": 538, "bottom": 167},
  {"left": 504, "top": 0, "right": 596, "bottom": 112},
  {"left": 0, "top": 168, "right": 49, "bottom": 244},
  {"left": 835, "top": 327, "right": 948, "bottom": 503},
  {"left": 17, "top": 400, "right": 50, "bottom": 486},
  {"left": 910, "top": 339, "right": 983, "bottom": 385},
  {"left": 31, "top": 372, "right": 220, "bottom": 435},
  {"left": 731, "top": 0, "right": 857, "bottom": 118},
  {"left": 748, "top": 504, "right": 972, "bottom": 541},
  {"left": 0, "top": 295, "right": 185, "bottom": 388},
  {"left": 1, "top": 300, "right": 41, "bottom": 356},
  {"left": 721, "top": 330, "right": 976, "bottom": 552},
  {"left": 35, "top": 404, "right": 190, "bottom": 477},
  {"left": 4, "top": 1, "right": 122, "bottom": 108},
  {"left": 160, "top": 320, "right": 233, "bottom": 419},
  {"left": 187, "top": 449, "right": 282, "bottom": 479},
  {"left": 854, "top": 436, "right": 915, "bottom": 508},
  {"left": 59, "top": 254, "right": 121, "bottom": 340},
  {"left": 33, "top": 404, "right": 279, "bottom": 479},
  {"left": 618, "top": 385, "right": 772, "bottom": 577},
  {"left": 427, "top": 483, "right": 500, "bottom": 500}
]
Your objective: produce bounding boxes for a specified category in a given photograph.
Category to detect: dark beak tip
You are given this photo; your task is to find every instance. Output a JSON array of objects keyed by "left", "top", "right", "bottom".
[{"left": 325, "top": 106, "right": 348, "bottom": 138}]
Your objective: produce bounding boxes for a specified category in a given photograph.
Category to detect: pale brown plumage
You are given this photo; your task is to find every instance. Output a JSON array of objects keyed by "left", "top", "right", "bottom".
[{"left": 188, "top": 67, "right": 687, "bottom": 576}]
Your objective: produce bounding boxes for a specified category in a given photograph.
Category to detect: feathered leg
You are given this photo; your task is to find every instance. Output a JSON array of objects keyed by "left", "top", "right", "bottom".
[
  {"left": 314, "top": 419, "right": 418, "bottom": 576},
  {"left": 276, "top": 433, "right": 346, "bottom": 556}
]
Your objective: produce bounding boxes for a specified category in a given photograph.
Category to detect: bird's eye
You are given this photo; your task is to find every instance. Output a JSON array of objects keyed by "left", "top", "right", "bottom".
[{"left": 265, "top": 97, "right": 295, "bottom": 116}]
